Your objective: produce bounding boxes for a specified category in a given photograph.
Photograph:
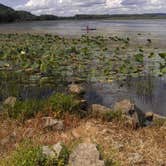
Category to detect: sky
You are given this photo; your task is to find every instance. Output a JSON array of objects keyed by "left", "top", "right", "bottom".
[{"left": 0, "top": 0, "right": 166, "bottom": 16}]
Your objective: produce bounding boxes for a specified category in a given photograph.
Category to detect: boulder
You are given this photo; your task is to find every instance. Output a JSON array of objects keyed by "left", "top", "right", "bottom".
[
  {"left": 91, "top": 104, "right": 112, "bottom": 119},
  {"left": 68, "top": 84, "right": 85, "bottom": 95},
  {"left": 42, "top": 117, "right": 64, "bottom": 131},
  {"left": 114, "top": 100, "right": 147, "bottom": 128},
  {"left": 3, "top": 96, "right": 17, "bottom": 107},
  {"left": 42, "top": 142, "right": 63, "bottom": 158},
  {"left": 69, "top": 143, "right": 104, "bottom": 166},
  {"left": 114, "top": 99, "right": 134, "bottom": 115},
  {"left": 145, "top": 112, "right": 154, "bottom": 121},
  {"left": 79, "top": 100, "right": 88, "bottom": 110}
]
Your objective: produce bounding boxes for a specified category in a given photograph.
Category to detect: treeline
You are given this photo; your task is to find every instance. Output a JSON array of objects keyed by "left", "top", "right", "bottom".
[
  {"left": 0, "top": 4, "right": 59, "bottom": 23},
  {"left": 1, "top": 3, "right": 166, "bottom": 23}
]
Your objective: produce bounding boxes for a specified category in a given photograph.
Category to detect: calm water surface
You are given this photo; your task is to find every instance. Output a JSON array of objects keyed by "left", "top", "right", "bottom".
[{"left": 0, "top": 19, "right": 166, "bottom": 39}]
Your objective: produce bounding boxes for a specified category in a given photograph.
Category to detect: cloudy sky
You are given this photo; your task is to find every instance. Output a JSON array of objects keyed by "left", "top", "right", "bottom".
[{"left": 0, "top": 0, "right": 166, "bottom": 16}]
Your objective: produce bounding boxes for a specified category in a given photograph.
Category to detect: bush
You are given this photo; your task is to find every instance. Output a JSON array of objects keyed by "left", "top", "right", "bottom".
[
  {"left": 5, "top": 99, "right": 45, "bottom": 121},
  {"left": 0, "top": 142, "right": 43, "bottom": 166},
  {"left": 49, "top": 93, "right": 79, "bottom": 117},
  {"left": 0, "top": 142, "right": 70, "bottom": 166}
]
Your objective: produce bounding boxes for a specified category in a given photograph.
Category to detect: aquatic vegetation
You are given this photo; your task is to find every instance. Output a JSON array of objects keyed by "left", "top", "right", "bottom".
[
  {"left": 134, "top": 53, "right": 144, "bottom": 63},
  {"left": 159, "top": 53, "right": 166, "bottom": 60},
  {"left": 0, "top": 33, "right": 165, "bottom": 108}
]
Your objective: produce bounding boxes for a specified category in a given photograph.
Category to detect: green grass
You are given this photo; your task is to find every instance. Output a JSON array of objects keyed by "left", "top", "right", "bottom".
[
  {"left": 3, "top": 93, "right": 80, "bottom": 121},
  {"left": 49, "top": 93, "right": 80, "bottom": 117},
  {"left": 5, "top": 99, "right": 45, "bottom": 121},
  {"left": 0, "top": 141, "right": 70, "bottom": 166}
]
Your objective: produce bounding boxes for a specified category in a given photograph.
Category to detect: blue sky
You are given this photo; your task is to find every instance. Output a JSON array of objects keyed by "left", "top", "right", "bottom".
[{"left": 0, "top": 0, "right": 166, "bottom": 16}]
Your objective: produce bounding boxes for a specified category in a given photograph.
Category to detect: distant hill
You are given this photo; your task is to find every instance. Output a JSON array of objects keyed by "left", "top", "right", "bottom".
[
  {"left": 0, "top": 3, "right": 166, "bottom": 23},
  {"left": 0, "top": 3, "right": 59, "bottom": 23}
]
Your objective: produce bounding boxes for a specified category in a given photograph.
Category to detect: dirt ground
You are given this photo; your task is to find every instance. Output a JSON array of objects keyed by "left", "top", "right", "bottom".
[{"left": 0, "top": 115, "right": 166, "bottom": 166}]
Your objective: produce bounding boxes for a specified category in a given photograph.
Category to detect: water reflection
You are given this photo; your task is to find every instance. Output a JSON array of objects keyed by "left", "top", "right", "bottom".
[{"left": 85, "top": 75, "right": 166, "bottom": 116}]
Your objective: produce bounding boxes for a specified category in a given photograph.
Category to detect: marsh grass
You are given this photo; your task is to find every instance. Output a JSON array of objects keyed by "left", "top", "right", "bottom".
[{"left": 3, "top": 93, "right": 81, "bottom": 121}]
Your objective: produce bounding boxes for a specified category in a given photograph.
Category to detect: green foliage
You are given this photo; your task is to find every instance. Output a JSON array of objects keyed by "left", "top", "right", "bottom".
[
  {"left": 159, "top": 53, "right": 166, "bottom": 60},
  {"left": 5, "top": 99, "right": 45, "bottom": 121},
  {"left": 49, "top": 93, "right": 79, "bottom": 116},
  {"left": 134, "top": 53, "right": 144, "bottom": 63},
  {"left": 0, "top": 142, "right": 43, "bottom": 166},
  {"left": 0, "top": 142, "right": 70, "bottom": 166}
]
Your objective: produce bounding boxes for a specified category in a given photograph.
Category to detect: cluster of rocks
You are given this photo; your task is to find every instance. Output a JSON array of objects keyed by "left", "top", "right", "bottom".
[
  {"left": 67, "top": 83, "right": 166, "bottom": 129},
  {"left": 42, "top": 143, "right": 104, "bottom": 166}
]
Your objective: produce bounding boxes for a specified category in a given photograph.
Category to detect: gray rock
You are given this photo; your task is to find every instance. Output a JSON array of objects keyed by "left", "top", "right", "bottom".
[
  {"left": 3, "top": 97, "right": 17, "bottom": 107},
  {"left": 69, "top": 143, "right": 104, "bottom": 166},
  {"left": 91, "top": 104, "right": 112, "bottom": 119},
  {"left": 68, "top": 84, "right": 85, "bottom": 95},
  {"left": 42, "top": 146, "right": 55, "bottom": 157},
  {"left": 114, "top": 100, "right": 147, "bottom": 128},
  {"left": 42, "top": 142, "right": 63, "bottom": 158},
  {"left": 114, "top": 99, "right": 134, "bottom": 115},
  {"left": 145, "top": 112, "right": 154, "bottom": 121},
  {"left": 42, "top": 117, "right": 64, "bottom": 131},
  {"left": 52, "top": 142, "right": 63, "bottom": 157}
]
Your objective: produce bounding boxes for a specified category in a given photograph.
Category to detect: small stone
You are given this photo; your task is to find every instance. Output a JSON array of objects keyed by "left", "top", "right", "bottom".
[
  {"left": 114, "top": 99, "right": 134, "bottom": 115},
  {"left": 3, "top": 97, "right": 17, "bottom": 107},
  {"left": 91, "top": 104, "right": 112, "bottom": 119},
  {"left": 128, "top": 153, "right": 143, "bottom": 164},
  {"left": 79, "top": 100, "right": 88, "bottom": 110},
  {"left": 42, "top": 146, "right": 55, "bottom": 157},
  {"left": 68, "top": 84, "right": 85, "bottom": 95},
  {"left": 52, "top": 142, "right": 63, "bottom": 157},
  {"left": 71, "top": 130, "right": 81, "bottom": 139},
  {"left": 69, "top": 143, "right": 104, "bottom": 166},
  {"left": 145, "top": 112, "right": 153, "bottom": 121},
  {"left": 42, "top": 142, "right": 63, "bottom": 158},
  {"left": 42, "top": 117, "right": 64, "bottom": 131}
]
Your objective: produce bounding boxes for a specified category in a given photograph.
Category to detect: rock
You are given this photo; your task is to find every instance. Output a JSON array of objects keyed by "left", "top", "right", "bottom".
[
  {"left": 68, "top": 84, "right": 85, "bottom": 95},
  {"left": 42, "top": 142, "right": 63, "bottom": 158},
  {"left": 114, "top": 99, "right": 134, "bottom": 115},
  {"left": 0, "top": 132, "right": 16, "bottom": 146},
  {"left": 124, "top": 114, "right": 140, "bottom": 129},
  {"left": 3, "top": 97, "right": 17, "bottom": 107},
  {"left": 69, "top": 143, "right": 104, "bottom": 166},
  {"left": 128, "top": 153, "right": 143, "bottom": 164},
  {"left": 91, "top": 104, "right": 112, "bottom": 119},
  {"left": 52, "top": 142, "right": 63, "bottom": 157},
  {"left": 79, "top": 100, "right": 88, "bottom": 110},
  {"left": 91, "top": 104, "right": 112, "bottom": 120},
  {"left": 145, "top": 112, "right": 154, "bottom": 121},
  {"left": 42, "top": 146, "right": 55, "bottom": 157},
  {"left": 153, "top": 113, "right": 166, "bottom": 120},
  {"left": 114, "top": 100, "right": 147, "bottom": 128},
  {"left": 42, "top": 117, "right": 64, "bottom": 131}
]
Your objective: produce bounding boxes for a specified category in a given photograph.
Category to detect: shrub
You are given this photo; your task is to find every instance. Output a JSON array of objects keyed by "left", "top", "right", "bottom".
[
  {"left": 49, "top": 93, "right": 79, "bottom": 117},
  {"left": 0, "top": 142, "right": 70, "bottom": 166},
  {"left": 0, "top": 142, "right": 43, "bottom": 166},
  {"left": 5, "top": 99, "right": 45, "bottom": 121}
]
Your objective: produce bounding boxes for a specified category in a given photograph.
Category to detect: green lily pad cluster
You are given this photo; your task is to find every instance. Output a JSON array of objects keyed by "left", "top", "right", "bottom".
[{"left": 0, "top": 33, "right": 165, "bottom": 88}]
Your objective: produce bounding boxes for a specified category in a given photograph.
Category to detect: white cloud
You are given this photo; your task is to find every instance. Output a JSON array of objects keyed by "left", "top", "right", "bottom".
[{"left": 15, "top": 0, "right": 166, "bottom": 16}]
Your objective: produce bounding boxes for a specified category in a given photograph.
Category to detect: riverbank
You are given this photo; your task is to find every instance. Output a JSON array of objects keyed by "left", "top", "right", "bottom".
[{"left": 0, "top": 33, "right": 166, "bottom": 165}]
